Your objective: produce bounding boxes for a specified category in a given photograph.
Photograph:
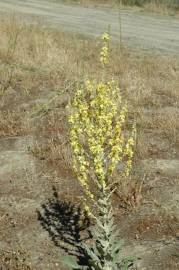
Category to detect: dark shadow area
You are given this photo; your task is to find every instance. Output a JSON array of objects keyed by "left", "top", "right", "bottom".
[{"left": 37, "top": 187, "right": 92, "bottom": 267}]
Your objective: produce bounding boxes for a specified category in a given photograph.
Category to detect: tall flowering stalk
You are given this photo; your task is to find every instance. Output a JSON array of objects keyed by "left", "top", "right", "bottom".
[
  {"left": 62, "top": 32, "right": 137, "bottom": 270},
  {"left": 100, "top": 32, "right": 110, "bottom": 65},
  {"left": 68, "top": 32, "right": 136, "bottom": 215}
]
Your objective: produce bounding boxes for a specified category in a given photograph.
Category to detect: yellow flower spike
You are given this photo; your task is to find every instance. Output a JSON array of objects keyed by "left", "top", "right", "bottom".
[
  {"left": 102, "top": 32, "right": 110, "bottom": 41},
  {"left": 100, "top": 32, "right": 110, "bottom": 66},
  {"left": 68, "top": 31, "right": 136, "bottom": 216}
]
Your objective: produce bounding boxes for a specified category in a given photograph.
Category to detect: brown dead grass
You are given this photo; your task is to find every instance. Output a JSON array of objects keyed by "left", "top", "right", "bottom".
[
  {"left": 0, "top": 14, "right": 179, "bottom": 180},
  {"left": 61, "top": 0, "right": 179, "bottom": 15},
  {"left": 1, "top": 13, "right": 179, "bottom": 180},
  {"left": 142, "top": 1, "right": 179, "bottom": 15}
]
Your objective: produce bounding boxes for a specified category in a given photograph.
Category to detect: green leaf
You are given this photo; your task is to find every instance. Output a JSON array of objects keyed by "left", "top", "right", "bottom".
[
  {"left": 173, "top": 253, "right": 179, "bottom": 258},
  {"left": 109, "top": 230, "right": 120, "bottom": 245},
  {"left": 96, "top": 218, "right": 105, "bottom": 230},
  {"left": 60, "top": 255, "right": 80, "bottom": 269},
  {"left": 112, "top": 252, "right": 122, "bottom": 264},
  {"left": 83, "top": 243, "right": 100, "bottom": 263},
  {"left": 112, "top": 240, "right": 124, "bottom": 255},
  {"left": 120, "top": 256, "right": 137, "bottom": 270}
]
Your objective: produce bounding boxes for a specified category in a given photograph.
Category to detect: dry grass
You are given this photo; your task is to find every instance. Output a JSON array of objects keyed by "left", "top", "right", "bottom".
[
  {"left": 0, "top": 14, "right": 179, "bottom": 269},
  {"left": 60, "top": 0, "right": 179, "bottom": 14},
  {"left": 0, "top": 14, "right": 179, "bottom": 159},
  {"left": 1, "top": 13, "right": 179, "bottom": 172}
]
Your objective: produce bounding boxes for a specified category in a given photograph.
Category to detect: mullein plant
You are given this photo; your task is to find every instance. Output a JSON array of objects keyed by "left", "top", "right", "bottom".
[{"left": 62, "top": 32, "right": 136, "bottom": 269}]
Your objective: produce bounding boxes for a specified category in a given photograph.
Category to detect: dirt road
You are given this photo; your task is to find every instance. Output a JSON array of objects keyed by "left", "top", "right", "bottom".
[{"left": 0, "top": 0, "right": 179, "bottom": 54}]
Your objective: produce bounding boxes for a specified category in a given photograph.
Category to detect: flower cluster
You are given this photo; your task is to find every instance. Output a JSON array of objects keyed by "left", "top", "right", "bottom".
[
  {"left": 108, "top": 104, "right": 128, "bottom": 175},
  {"left": 100, "top": 32, "right": 110, "bottom": 66},
  {"left": 68, "top": 32, "right": 136, "bottom": 214}
]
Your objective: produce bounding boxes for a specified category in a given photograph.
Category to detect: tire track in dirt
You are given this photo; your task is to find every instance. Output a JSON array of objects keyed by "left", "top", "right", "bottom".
[{"left": 0, "top": 0, "right": 179, "bottom": 54}]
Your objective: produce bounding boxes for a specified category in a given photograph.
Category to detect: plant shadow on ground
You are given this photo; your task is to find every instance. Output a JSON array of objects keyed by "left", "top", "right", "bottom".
[{"left": 37, "top": 187, "right": 92, "bottom": 268}]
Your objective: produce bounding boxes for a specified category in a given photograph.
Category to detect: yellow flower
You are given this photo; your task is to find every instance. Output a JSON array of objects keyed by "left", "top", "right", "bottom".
[
  {"left": 102, "top": 32, "right": 110, "bottom": 41},
  {"left": 68, "top": 31, "right": 136, "bottom": 215},
  {"left": 100, "top": 33, "right": 110, "bottom": 66}
]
